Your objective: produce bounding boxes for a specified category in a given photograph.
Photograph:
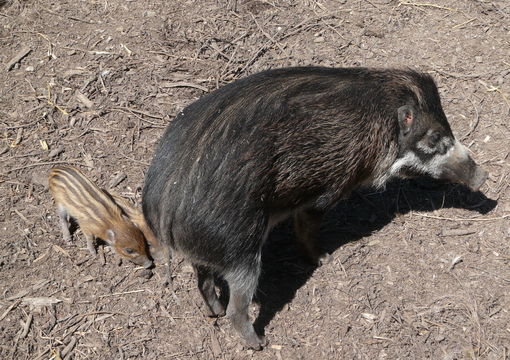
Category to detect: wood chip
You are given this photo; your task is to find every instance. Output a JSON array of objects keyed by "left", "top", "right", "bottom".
[
  {"left": 75, "top": 90, "right": 94, "bottom": 108},
  {"left": 11, "top": 128, "right": 23, "bottom": 147},
  {"left": 108, "top": 171, "right": 127, "bottom": 188},
  {"left": 5, "top": 46, "right": 32, "bottom": 71},
  {"left": 48, "top": 145, "right": 65, "bottom": 158},
  {"left": 22, "top": 297, "right": 62, "bottom": 307},
  {"left": 440, "top": 229, "right": 476, "bottom": 237},
  {"left": 61, "top": 336, "right": 77, "bottom": 359},
  {"left": 19, "top": 313, "right": 33, "bottom": 339},
  {"left": 448, "top": 256, "right": 463, "bottom": 271}
]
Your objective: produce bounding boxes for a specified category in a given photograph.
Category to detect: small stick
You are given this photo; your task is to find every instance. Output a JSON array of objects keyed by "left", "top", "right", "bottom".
[
  {"left": 3, "top": 159, "right": 80, "bottom": 175},
  {"left": 5, "top": 46, "right": 32, "bottom": 71},
  {"left": 412, "top": 212, "right": 510, "bottom": 222},
  {"left": 250, "top": 14, "right": 287, "bottom": 55},
  {"left": 19, "top": 313, "right": 33, "bottom": 339},
  {"left": 478, "top": 80, "right": 510, "bottom": 108},
  {"left": 162, "top": 81, "right": 208, "bottom": 92},
  {"left": 0, "top": 300, "right": 21, "bottom": 321},
  {"left": 440, "top": 229, "right": 476, "bottom": 236},
  {"left": 430, "top": 67, "right": 485, "bottom": 79},
  {"left": 398, "top": 1, "right": 456, "bottom": 11},
  {"left": 462, "top": 98, "right": 481, "bottom": 140},
  {"left": 11, "top": 128, "right": 23, "bottom": 147},
  {"left": 75, "top": 90, "right": 94, "bottom": 108},
  {"left": 470, "top": 266, "right": 510, "bottom": 283},
  {"left": 99, "top": 289, "right": 146, "bottom": 298},
  {"left": 111, "top": 107, "right": 166, "bottom": 123},
  {"left": 61, "top": 336, "right": 77, "bottom": 359},
  {"left": 1, "top": 118, "right": 43, "bottom": 130},
  {"left": 108, "top": 171, "right": 127, "bottom": 188},
  {"left": 452, "top": 18, "right": 476, "bottom": 29}
]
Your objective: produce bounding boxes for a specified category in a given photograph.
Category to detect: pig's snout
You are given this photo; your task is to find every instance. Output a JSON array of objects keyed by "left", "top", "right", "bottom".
[
  {"left": 441, "top": 140, "right": 487, "bottom": 192},
  {"left": 468, "top": 167, "right": 488, "bottom": 192},
  {"left": 131, "top": 256, "right": 154, "bottom": 268}
]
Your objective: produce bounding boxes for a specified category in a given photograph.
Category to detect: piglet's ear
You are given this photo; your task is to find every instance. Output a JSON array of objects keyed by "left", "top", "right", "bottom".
[
  {"left": 105, "top": 229, "right": 116, "bottom": 246},
  {"left": 398, "top": 105, "right": 415, "bottom": 136}
]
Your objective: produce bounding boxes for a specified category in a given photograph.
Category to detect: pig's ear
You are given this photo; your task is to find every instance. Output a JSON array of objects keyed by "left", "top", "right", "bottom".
[
  {"left": 398, "top": 105, "right": 415, "bottom": 136},
  {"left": 105, "top": 229, "right": 116, "bottom": 246}
]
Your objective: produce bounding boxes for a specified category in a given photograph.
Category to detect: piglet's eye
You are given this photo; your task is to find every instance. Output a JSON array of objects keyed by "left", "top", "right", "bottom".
[
  {"left": 125, "top": 248, "right": 135, "bottom": 254},
  {"left": 428, "top": 132, "right": 441, "bottom": 147}
]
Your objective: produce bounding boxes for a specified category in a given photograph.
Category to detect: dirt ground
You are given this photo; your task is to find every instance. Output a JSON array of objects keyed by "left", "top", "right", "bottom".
[{"left": 1, "top": 0, "right": 509, "bottom": 359}]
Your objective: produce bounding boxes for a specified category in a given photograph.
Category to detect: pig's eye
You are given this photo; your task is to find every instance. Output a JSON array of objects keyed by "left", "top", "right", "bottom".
[
  {"left": 125, "top": 248, "right": 135, "bottom": 254},
  {"left": 428, "top": 132, "right": 441, "bottom": 147}
]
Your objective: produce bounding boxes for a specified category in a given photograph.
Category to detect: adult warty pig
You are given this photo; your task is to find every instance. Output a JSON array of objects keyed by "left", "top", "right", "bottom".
[{"left": 142, "top": 67, "right": 487, "bottom": 349}]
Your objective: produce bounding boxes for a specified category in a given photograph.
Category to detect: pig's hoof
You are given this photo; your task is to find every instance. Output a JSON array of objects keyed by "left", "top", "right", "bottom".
[
  {"left": 244, "top": 334, "right": 266, "bottom": 350},
  {"left": 316, "top": 252, "right": 333, "bottom": 266},
  {"left": 206, "top": 303, "right": 226, "bottom": 317},
  {"left": 305, "top": 251, "right": 332, "bottom": 267}
]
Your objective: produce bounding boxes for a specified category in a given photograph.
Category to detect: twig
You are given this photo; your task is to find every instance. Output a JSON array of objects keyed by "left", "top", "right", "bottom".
[
  {"left": 250, "top": 13, "right": 287, "bottom": 55},
  {"left": 3, "top": 159, "right": 80, "bottom": 175},
  {"left": 452, "top": 18, "right": 476, "bottom": 29},
  {"left": 162, "top": 81, "right": 209, "bottom": 92},
  {"left": 1, "top": 118, "right": 43, "bottom": 130},
  {"left": 0, "top": 299, "right": 21, "bottom": 321},
  {"left": 5, "top": 46, "right": 32, "bottom": 71},
  {"left": 115, "top": 107, "right": 163, "bottom": 120},
  {"left": 111, "top": 107, "right": 166, "bottom": 127},
  {"left": 99, "top": 289, "right": 146, "bottom": 298},
  {"left": 398, "top": 1, "right": 456, "bottom": 12},
  {"left": 462, "top": 98, "right": 481, "bottom": 140},
  {"left": 478, "top": 80, "right": 510, "bottom": 108},
  {"left": 440, "top": 229, "right": 476, "bottom": 236},
  {"left": 75, "top": 90, "right": 94, "bottom": 108},
  {"left": 19, "top": 313, "right": 33, "bottom": 339},
  {"left": 47, "top": 83, "right": 69, "bottom": 115},
  {"left": 430, "top": 67, "right": 485, "bottom": 79},
  {"left": 470, "top": 266, "right": 510, "bottom": 283},
  {"left": 119, "top": 153, "right": 150, "bottom": 166},
  {"left": 61, "top": 336, "right": 77, "bottom": 359},
  {"left": 411, "top": 212, "right": 510, "bottom": 222},
  {"left": 11, "top": 128, "right": 23, "bottom": 147}
]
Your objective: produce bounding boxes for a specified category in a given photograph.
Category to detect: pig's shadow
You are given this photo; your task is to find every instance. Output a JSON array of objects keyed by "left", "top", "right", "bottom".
[{"left": 249, "top": 178, "right": 495, "bottom": 337}]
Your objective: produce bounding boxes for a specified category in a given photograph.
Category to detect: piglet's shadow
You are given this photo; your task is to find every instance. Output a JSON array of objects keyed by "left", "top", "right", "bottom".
[{"left": 250, "top": 178, "right": 496, "bottom": 337}]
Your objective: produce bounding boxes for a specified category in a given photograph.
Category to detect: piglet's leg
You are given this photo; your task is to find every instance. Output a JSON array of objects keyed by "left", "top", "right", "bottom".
[
  {"left": 83, "top": 231, "right": 97, "bottom": 255},
  {"left": 56, "top": 204, "right": 72, "bottom": 243}
]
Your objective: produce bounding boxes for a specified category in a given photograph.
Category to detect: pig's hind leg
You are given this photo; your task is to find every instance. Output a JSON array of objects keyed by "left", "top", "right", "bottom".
[
  {"left": 294, "top": 208, "right": 332, "bottom": 266},
  {"left": 224, "top": 255, "right": 265, "bottom": 350},
  {"left": 194, "top": 265, "right": 225, "bottom": 317}
]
